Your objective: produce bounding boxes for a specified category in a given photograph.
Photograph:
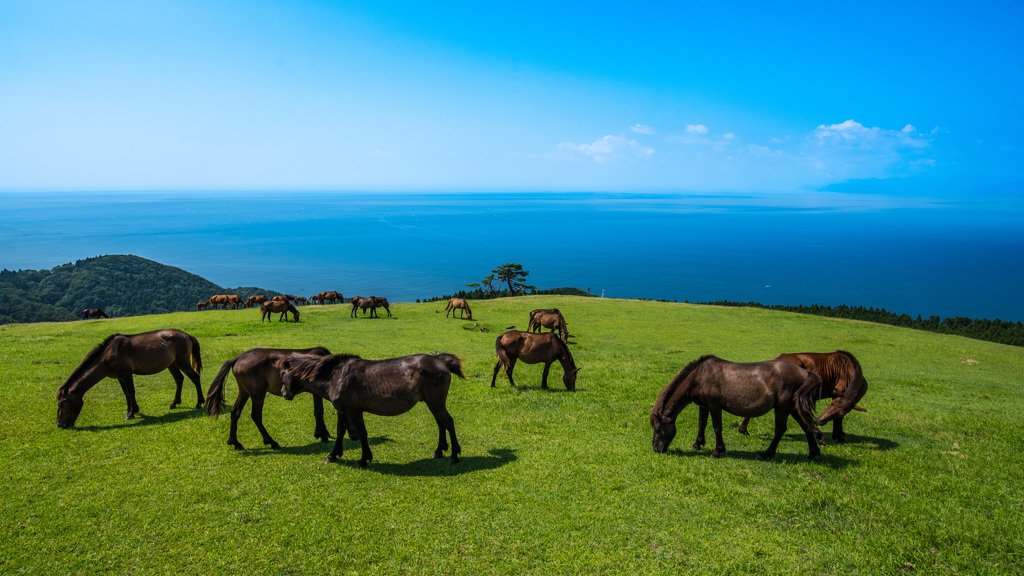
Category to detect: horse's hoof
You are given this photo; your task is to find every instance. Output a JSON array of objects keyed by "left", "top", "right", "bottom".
[
  {"left": 125, "top": 413, "right": 136, "bottom": 420},
  {"left": 833, "top": 436, "right": 847, "bottom": 443},
  {"left": 325, "top": 455, "right": 338, "bottom": 464},
  {"left": 710, "top": 450, "right": 721, "bottom": 458},
  {"left": 268, "top": 442, "right": 281, "bottom": 450},
  {"left": 691, "top": 442, "right": 704, "bottom": 451},
  {"left": 230, "top": 442, "right": 244, "bottom": 451},
  {"left": 195, "top": 402, "right": 204, "bottom": 410}
]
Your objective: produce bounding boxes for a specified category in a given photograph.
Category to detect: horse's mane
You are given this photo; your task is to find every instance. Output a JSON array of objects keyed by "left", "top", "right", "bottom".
[
  {"left": 284, "top": 353, "right": 361, "bottom": 384},
  {"left": 58, "top": 333, "right": 123, "bottom": 397},
  {"left": 554, "top": 336, "right": 575, "bottom": 366},
  {"left": 652, "top": 354, "right": 718, "bottom": 414},
  {"left": 833, "top": 350, "right": 867, "bottom": 401}
]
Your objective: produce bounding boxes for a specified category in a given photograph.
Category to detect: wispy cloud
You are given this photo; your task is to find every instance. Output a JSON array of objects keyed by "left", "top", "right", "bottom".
[
  {"left": 686, "top": 124, "right": 708, "bottom": 135},
  {"left": 555, "top": 135, "right": 654, "bottom": 162},
  {"left": 630, "top": 124, "right": 655, "bottom": 135}
]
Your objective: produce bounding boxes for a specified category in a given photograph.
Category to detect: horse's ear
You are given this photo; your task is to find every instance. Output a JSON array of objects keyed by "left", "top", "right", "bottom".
[{"left": 853, "top": 405, "right": 867, "bottom": 412}]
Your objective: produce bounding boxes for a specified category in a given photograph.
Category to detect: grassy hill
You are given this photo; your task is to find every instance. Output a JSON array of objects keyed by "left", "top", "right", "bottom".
[
  {"left": 1, "top": 296, "right": 1021, "bottom": 574},
  {"left": 0, "top": 254, "right": 278, "bottom": 324}
]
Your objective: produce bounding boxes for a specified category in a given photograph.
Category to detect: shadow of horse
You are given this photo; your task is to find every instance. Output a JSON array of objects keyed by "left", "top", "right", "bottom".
[
  {"left": 361, "top": 448, "right": 518, "bottom": 477},
  {"left": 75, "top": 408, "right": 202, "bottom": 431},
  {"left": 834, "top": 434, "right": 899, "bottom": 451},
  {"left": 240, "top": 436, "right": 394, "bottom": 457}
]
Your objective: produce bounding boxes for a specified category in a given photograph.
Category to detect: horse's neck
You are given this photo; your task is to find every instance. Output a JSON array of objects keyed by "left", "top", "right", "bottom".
[
  {"left": 655, "top": 375, "right": 693, "bottom": 420},
  {"left": 60, "top": 361, "right": 110, "bottom": 399}
]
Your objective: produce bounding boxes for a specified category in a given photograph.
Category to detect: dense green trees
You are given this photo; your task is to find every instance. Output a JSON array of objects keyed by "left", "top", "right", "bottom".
[{"left": 0, "top": 255, "right": 275, "bottom": 325}]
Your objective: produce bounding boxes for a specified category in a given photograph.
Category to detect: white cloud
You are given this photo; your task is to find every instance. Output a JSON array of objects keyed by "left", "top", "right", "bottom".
[
  {"left": 556, "top": 135, "right": 654, "bottom": 162},
  {"left": 630, "top": 124, "right": 655, "bottom": 135},
  {"left": 686, "top": 124, "right": 709, "bottom": 135}
]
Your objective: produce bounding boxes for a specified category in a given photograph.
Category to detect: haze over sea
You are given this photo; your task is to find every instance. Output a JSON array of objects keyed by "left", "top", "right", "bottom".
[{"left": 3, "top": 190, "right": 1022, "bottom": 323}]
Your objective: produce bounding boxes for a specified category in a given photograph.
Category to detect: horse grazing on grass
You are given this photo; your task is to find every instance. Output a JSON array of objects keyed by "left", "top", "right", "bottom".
[
  {"left": 293, "top": 296, "right": 308, "bottom": 305},
  {"left": 372, "top": 296, "right": 392, "bottom": 317},
  {"left": 445, "top": 298, "right": 472, "bottom": 320},
  {"left": 76, "top": 308, "right": 109, "bottom": 319},
  {"left": 650, "top": 355, "right": 822, "bottom": 460},
  {"left": 738, "top": 350, "right": 868, "bottom": 443},
  {"left": 318, "top": 291, "right": 343, "bottom": 305},
  {"left": 244, "top": 295, "right": 267, "bottom": 309},
  {"left": 491, "top": 330, "right": 579, "bottom": 391},
  {"left": 280, "top": 352, "right": 465, "bottom": 467},
  {"left": 204, "top": 347, "right": 332, "bottom": 450},
  {"left": 56, "top": 329, "right": 203, "bottom": 428},
  {"left": 197, "top": 301, "right": 210, "bottom": 311},
  {"left": 208, "top": 294, "right": 241, "bottom": 310},
  {"left": 260, "top": 300, "right": 300, "bottom": 322},
  {"left": 350, "top": 296, "right": 385, "bottom": 318},
  {"left": 528, "top": 309, "right": 569, "bottom": 341},
  {"left": 310, "top": 294, "right": 324, "bottom": 305}
]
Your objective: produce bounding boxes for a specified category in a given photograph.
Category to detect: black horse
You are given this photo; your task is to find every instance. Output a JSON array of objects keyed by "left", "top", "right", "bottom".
[
  {"left": 650, "top": 355, "right": 822, "bottom": 460},
  {"left": 281, "top": 352, "right": 464, "bottom": 467},
  {"left": 76, "top": 308, "right": 109, "bottom": 319}
]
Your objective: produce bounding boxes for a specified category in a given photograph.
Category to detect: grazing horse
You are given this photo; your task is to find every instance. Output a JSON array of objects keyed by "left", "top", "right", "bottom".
[
  {"left": 445, "top": 298, "right": 472, "bottom": 320},
  {"left": 280, "top": 352, "right": 465, "bottom": 467},
  {"left": 197, "top": 301, "right": 210, "bottom": 311},
  {"left": 310, "top": 294, "right": 324, "bottom": 305},
  {"left": 56, "top": 329, "right": 204, "bottom": 428},
  {"left": 207, "top": 295, "right": 233, "bottom": 310},
  {"left": 528, "top": 309, "right": 569, "bottom": 341},
  {"left": 319, "top": 291, "right": 343, "bottom": 305},
  {"left": 244, "top": 295, "right": 267, "bottom": 309},
  {"left": 293, "top": 296, "right": 308, "bottom": 305},
  {"left": 204, "top": 347, "right": 332, "bottom": 450},
  {"left": 372, "top": 296, "right": 392, "bottom": 318},
  {"left": 350, "top": 296, "right": 383, "bottom": 318},
  {"left": 271, "top": 294, "right": 297, "bottom": 302},
  {"left": 738, "top": 350, "right": 868, "bottom": 442},
  {"left": 260, "top": 300, "right": 300, "bottom": 322},
  {"left": 650, "top": 355, "right": 822, "bottom": 460},
  {"left": 76, "top": 308, "right": 109, "bottom": 319},
  {"left": 491, "top": 330, "right": 580, "bottom": 390}
]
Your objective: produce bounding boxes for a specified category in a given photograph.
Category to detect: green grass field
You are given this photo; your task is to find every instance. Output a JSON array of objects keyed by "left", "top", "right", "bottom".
[{"left": 2, "top": 296, "right": 1022, "bottom": 575}]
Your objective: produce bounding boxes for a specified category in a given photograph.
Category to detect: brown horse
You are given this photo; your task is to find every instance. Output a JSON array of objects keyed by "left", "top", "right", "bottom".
[
  {"left": 372, "top": 296, "right": 392, "bottom": 317},
  {"left": 56, "top": 329, "right": 204, "bottom": 428},
  {"left": 445, "top": 298, "right": 472, "bottom": 319},
  {"left": 491, "top": 330, "right": 579, "bottom": 390},
  {"left": 350, "top": 296, "right": 384, "bottom": 318},
  {"left": 310, "top": 294, "right": 324, "bottom": 305},
  {"left": 244, "top": 295, "right": 267, "bottom": 309},
  {"left": 76, "top": 308, "right": 109, "bottom": 319},
  {"left": 260, "top": 300, "right": 300, "bottom": 322},
  {"left": 650, "top": 355, "right": 822, "bottom": 460},
  {"left": 207, "top": 294, "right": 237, "bottom": 310},
  {"left": 319, "top": 291, "right": 343, "bottom": 305},
  {"left": 737, "top": 350, "right": 867, "bottom": 442},
  {"left": 197, "top": 301, "right": 210, "bottom": 311},
  {"left": 280, "top": 352, "right": 465, "bottom": 467},
  {"left": 204, "top": 347, "right": 332, "bottom": 450},
  {"left": 528, "top": 309, "right": 569, "bottom": 341},
  {"left": 293, "top": 296, "right": 308, "bottom": 305}
]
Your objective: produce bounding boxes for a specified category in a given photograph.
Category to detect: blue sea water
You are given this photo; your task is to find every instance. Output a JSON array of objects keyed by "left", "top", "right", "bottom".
[{"left": 2, "top": 191, "right": 1023, "bottom": 322}]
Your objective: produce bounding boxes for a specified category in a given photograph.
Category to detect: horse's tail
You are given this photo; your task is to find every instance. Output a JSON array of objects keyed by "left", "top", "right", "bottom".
[
  {"left": 435, "top": 353, "right": 465, "bottom": 380},
  {"left": 794, "top": 370, "right": 822, "bottom": 425},
  {"left": 188, "top": 334, "right": 203, "bottom": 374},
  {"left": 204, "top": 355, "right": 238, "bottom": 417}
]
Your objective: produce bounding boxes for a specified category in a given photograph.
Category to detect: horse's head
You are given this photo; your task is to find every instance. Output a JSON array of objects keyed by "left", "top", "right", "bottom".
[
  {"left": 650, "top": 412, "right": 676, "bottom": 453},
  {"left": 562, "top": 367, "right": 580, "bottom": 391},
  {"left": 816, "top": 376, "right": 868, "bottom": 425},
  {"left": 279, "top": 363, "right": 301, "bottom": 401},
  {"left": 56, "top": 390, "right": 83, "bottom": 429}
]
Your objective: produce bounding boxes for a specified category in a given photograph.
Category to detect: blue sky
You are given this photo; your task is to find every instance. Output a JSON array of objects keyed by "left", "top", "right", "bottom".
[{"left": 2, "top": 1, "right": 1021, "bottom": 194}]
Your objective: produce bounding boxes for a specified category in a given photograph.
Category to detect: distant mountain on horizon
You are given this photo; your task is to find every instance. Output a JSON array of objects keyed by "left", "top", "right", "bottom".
[{"left": 0, "top": 254, "right": 278, "bottom": 325}]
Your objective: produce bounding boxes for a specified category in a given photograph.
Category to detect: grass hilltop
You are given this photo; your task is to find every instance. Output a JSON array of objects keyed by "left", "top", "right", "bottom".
[{"left": 2, "top": 296, "right": 1022, "bottom": 574}]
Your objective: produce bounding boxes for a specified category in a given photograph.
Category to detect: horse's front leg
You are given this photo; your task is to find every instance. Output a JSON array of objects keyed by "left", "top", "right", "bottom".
[
  {"left": 312, "top": 396, "right": 331, "bottom": 442},
  {"left": 831, "top": 415, "right": 847, "bottom": 443},
  {"left": 540, "top": 363, "right": 552, "bottom": 390},
  {"left": 118, "top": 375, "right": 140, "bottom": 419},
  {"left": 348, "top": 411, "right": 372, "bottom": 468},
  {"left": 692, "top": 406, "right": 709, "bottom": 450},
  {"left": 179, "top": 363, "right": 205, "bottom": 409},
  {"left": 737, "top": 417, "right": 751, "bottom": 435},
  {"left": 326, "top": 410, "right": 346, "bottom": 463},
  {"left": 249, "top": 394, "right": 280, "bottom": 449},
  {"left": 429, "top": 406, "right": 460, "bottom": 465},
  {"left": 709, "top": 409, "right": 726, "bottom": 458}
]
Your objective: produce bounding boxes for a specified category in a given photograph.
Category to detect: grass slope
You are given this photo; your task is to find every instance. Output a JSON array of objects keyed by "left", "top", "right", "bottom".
[{"left": 1, "top": 297, "right": 1022, "bottom": 575}]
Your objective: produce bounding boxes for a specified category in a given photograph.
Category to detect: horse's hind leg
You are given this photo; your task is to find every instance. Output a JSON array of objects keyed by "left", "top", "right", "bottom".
[
  {"left": 180, "top": 363, "right": 205, "bottom": 409},
  {"left": 758, "top": 409, "right": 789, "bottom": 460},
  {"left": 490, "top": 359, "right": 503, "bottom": 387},
  {"left": 709, "top": 409, "right": 727, "bottom": 458},
  {"left": 167, "top": 366, "right": 185, "bottom": 409},
  {"left": 791, "top": 412, "right": 822, "bottom": 459},
  {"left": 541, "top": 362, "right": 552, "bottom": 389},
  {"left": 118, "top": 375, "right": 140, "bottom": 419},
  {"left": 692, "top": 406, "right": 709, "bottom": 450},
  {"left": 248, "top": 394, "right": 280, "bottom": 449},
  {"left": 348, "top": 411, "right": 372, "bottom": 468},
  {"left": 228, "top": 391, "right": 249, "bottom": 450},
  {"left": 427, "top": 399, "right": 460, "bottom": 464}
]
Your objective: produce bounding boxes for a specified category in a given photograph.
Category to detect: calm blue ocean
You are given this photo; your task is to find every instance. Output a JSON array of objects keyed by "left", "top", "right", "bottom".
[{"left": 2, "top": 191, "right": 1023, "bottom": 322}]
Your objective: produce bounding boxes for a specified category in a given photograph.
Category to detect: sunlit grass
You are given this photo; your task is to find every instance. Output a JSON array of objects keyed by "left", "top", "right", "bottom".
[{"left": 1, "top": 297, "right": 1022, "bottom": 574}]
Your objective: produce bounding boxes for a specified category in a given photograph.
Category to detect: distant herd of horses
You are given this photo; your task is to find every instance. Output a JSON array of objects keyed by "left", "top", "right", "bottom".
[{"left": 56, "top": 301, "right": 868, "bottom": 467}]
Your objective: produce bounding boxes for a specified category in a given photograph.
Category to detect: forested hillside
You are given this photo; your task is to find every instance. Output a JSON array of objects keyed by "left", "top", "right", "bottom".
[{"left": 0, "top": 255, "right": 275, "bottom": 324}]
